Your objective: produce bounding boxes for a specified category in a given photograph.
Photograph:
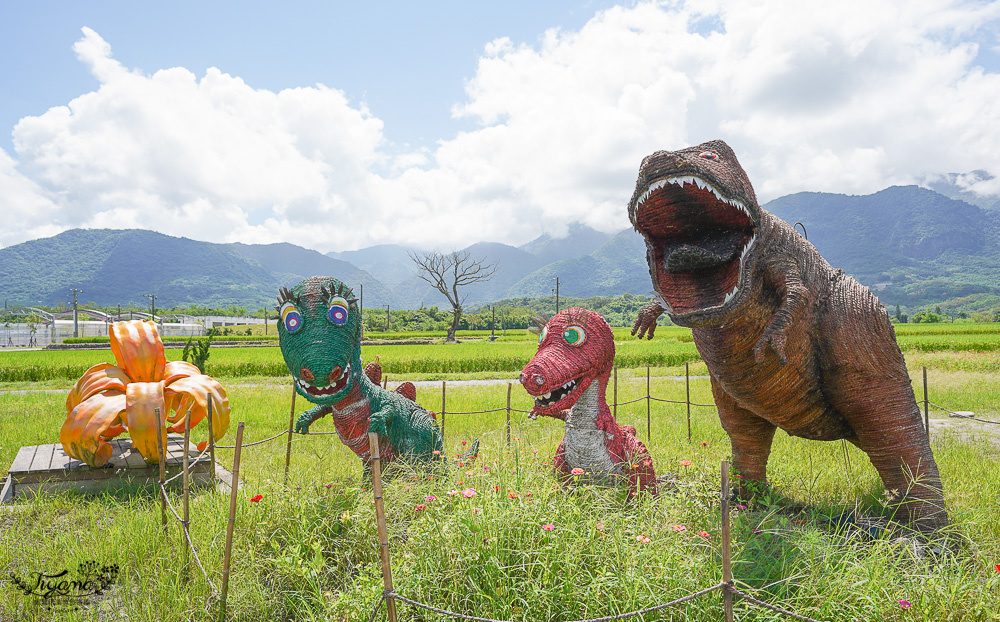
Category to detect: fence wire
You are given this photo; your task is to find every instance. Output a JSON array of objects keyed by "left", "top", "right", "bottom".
[
  {"left": 927, "top": 400, "right": 1000, "bottom": 426},
  {"left": 157, "top": 482, "right": 220, "bottom": 599},
  {"left": 379, "top": 582, "right": 726, "bottom": 622}
]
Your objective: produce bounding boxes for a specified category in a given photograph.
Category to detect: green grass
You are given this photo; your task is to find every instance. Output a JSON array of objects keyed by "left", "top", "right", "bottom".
[
  {"left": 2, "top": 367, "right": 1000, "bottom": 621},
  {"left": 2, "top": 326, "right": 1000, "bottom": 620}
]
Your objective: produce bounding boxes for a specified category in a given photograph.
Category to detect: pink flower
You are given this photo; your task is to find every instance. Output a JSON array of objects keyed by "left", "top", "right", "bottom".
[
  {"left": 524, "top": 492, "right": 532, "bottom": 497},
  {"left": 636, "top": 535, "right": 651, "bottom": 544},
  {"left": 642, "top": 459, "right": 651, "bottom": 466},
  {"left": 672, "top": 525, "right": 686, "bottom": 531},
  {"left": 424, "top": 495, "right": 437, "bottom": 502},
  {"left": 414, "top": 504, "right": 427, "bottom": 512},
  {"left": 447, "top": 490, "right": 460, "bottom": 496},
  {"left": 462, "top": 488, "right": 477, "bottom": 498},
  {"left": 325, "top": 484, "right": 333, "bottom": 489},
  {"left": 541, "top": 524, "right": 555, "bottom": 531},
  {"left": 250, "top": 494, "right": 263, "bottom": 502},
  {"left": 700, "top": 441, "right": 708, "bottom": 446},
  {"left": 471, "top": 507, "right": 482, "bottom": 514},
  {"left": 482, "top": 466, "right": 491, "bottom": 472},
  {"left": 898, "top": 600, "right": 912, "bottom": 610},
  {"left": 464, "top": 471, "right": 473, "bottom": 476},
  {"left": 679, "top": 460, "right": 692, "bottom": 466},
  {"left": 697, "top": 531, "right": 710, "bottom": 538},
  {"left": 433, "top": 450, "right": 441, "bottom": 455},
  {"left": 596, "top": 523, "right": 605, "bottom": 532},
  {"left": 571, "top": 467, "right": 585, "bottom": 475}
]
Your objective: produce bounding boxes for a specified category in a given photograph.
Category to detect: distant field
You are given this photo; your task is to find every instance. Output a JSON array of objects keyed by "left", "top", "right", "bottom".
[{"left": 4, "top": 323, "right": 1000, "bottom": 382}]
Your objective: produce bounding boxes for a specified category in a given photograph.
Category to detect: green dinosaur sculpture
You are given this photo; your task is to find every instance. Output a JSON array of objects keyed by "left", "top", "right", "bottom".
[{"left": 277, "top": 276, "right": 443, "bottom": 468}]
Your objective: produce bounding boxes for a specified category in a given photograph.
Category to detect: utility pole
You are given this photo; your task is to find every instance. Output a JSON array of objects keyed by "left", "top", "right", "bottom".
[
  {"left": 360, "top": 284, "right": 364, "bottom": 338},
  {"left": 70, "top": 288, "right": 83, "bottom": 338},
  {"left": 491, "top": 305, "right": 496, "bottom": 340},
  {"left": 552, "top": 277, "right": 560, "bottom": 314},
  {"left": 385, "top": 304, "right": 390, "bottom": 332},
  {"left": 144, "top": 293, "right": 157, "bottom": 324}
]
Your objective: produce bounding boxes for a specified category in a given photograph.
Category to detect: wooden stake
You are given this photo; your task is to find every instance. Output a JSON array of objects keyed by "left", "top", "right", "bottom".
[
  {"left": 685, "top": 362, "right": 692, "bottom": 443},
  {"left": 155, "top": 409, "right": 167, "bottom": 531},
  {"left": 721, "top": 459, "right": 733, "bottom": 622},
  {"left": 646, "top": 365, "right": 651, "bottom": 442},
  {"left": 505, "top": 383, "right": 512, "bottom": 447},
  {"left": 923, "top": 366, "right": 930, "bottom": 438},
  {"left": 284, "top": 386, "right": 297, "bottom": 486},
  {"left": 207, "top": 398, "right": 216, "bottom": 484},
  {"left": 368, "top": 432, "right": 398, "bottom": 622},
  {"left": 219, "top": 422, "right": 244, "bottom": 622},
  {"left": 441, "top": 381, "right": 446, "bottom": 446},
  {"left": 613, "top": 366, "right": 618, "bottom": 419},
  {"left": 181, "top": 409, "right": 192, "bottom": 583}
]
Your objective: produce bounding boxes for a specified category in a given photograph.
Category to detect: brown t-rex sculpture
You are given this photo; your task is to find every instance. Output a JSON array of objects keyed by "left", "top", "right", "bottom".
[{"left": 628, "top": 139, "right": 947, "bottom": 530}]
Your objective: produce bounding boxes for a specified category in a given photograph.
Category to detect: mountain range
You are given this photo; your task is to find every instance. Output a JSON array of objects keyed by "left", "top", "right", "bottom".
[{"left": 4, "top": 183, "right": 1000, "bottom": 313}]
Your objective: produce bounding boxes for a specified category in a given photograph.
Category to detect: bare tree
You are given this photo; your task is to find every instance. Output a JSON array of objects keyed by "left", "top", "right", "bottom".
[{"left": 409, "top": 250, "right": 497, "bottom": 342}]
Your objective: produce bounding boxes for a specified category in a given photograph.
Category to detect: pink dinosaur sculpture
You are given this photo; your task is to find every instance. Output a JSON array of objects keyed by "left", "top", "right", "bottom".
[{"left": 520, "top": 308, "right": 658, "bottom": 496}]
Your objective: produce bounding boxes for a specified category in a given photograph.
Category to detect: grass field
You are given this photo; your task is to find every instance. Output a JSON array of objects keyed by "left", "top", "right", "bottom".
[{"left": 1, "top": 326, "right": 999, "bottom": 620}]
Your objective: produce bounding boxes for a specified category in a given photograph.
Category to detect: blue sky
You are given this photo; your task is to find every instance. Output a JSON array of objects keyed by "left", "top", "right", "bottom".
[
  {"left": 2, "top": 1, "right": 1000, "bottom": 253},
  {"left": 0, "top": 1, "right": 622, "bottom": 155}
]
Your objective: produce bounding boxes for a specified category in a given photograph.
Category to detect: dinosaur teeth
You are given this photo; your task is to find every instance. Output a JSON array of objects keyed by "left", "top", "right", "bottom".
[
  {"left": 535, "top": 378, "right": 578, "bottom": 407},
  {"left": 635, "top": 175, "right": 750, "bottom": 218}
]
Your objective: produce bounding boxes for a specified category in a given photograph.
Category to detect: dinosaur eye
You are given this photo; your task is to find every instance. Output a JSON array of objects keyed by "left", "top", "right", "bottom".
[
  {"left": 538, "top": 325, "right": 548, "bottom": 345},
  {"left": 563, "top": 326, "right": 586, "bottom": 346},
  {"left": 327, "top": 296, "right": 349, "bottom": 326},
  {"left": 699, "top": 151, "right": 719, "bottom": 161},
  {"left": 280, "top": 301, "right": 302, "bottom": 333}
]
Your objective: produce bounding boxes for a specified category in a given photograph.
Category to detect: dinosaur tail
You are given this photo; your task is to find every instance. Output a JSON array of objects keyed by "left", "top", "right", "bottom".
[{"left": 458, "top": 439, "right": 480, "bottom": 465}]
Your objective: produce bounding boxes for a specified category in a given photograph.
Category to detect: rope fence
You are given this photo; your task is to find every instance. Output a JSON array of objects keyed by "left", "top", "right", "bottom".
[{"left": 144, "top": 365, "right": 991, "bottom": 621}]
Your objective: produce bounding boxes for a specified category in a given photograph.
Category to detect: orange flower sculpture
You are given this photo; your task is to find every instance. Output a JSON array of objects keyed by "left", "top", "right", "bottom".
[{"left": 61, "top": 320, "right": 230, "bottom": 467}]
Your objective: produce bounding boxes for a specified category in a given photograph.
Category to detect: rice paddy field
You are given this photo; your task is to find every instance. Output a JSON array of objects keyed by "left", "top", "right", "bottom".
[{"left": 1, "top": 323, "right": 999, "bottom": 620}]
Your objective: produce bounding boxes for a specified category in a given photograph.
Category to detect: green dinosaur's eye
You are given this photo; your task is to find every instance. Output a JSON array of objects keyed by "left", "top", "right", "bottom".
[
  {"left": 537, "top": 326, "right": 548, "bottom": 345},
  {"left": 563, "top": 326, "right": 585, "bottom": 346},
  {"left": 280, "top": 302, "right": 302, "bottom": 333},
  {"left": 328, "top": 296, "right": 349, "bottom": 326}
]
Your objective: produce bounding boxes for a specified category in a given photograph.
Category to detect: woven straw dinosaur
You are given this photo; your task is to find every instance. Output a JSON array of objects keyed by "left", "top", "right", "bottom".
[
  {"left": 278, "top": 276, "right": 443, "bottom": 469},
  {"left": 520, "top": 308, "right": 658, "bottom": 496},
  {"left": 628, "top": 139, "right": 946, "bottom": 529}
]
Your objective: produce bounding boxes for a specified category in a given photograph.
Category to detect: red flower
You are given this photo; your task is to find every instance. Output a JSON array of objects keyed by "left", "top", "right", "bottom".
[
  {"left": 414, "top": 503, "right": 427, "bottom": 512},
  {"left": 996, "top": 564, "right": 1000, "bottom": 573},
  {"left": 697, "top": 531, "right": 710, "bottom": 538},
  {"left": 509, "top": 492, "right": 519, "bottom": 499},
  {"left": 250, "top": 494, "right": 263, "bottom": 502}
]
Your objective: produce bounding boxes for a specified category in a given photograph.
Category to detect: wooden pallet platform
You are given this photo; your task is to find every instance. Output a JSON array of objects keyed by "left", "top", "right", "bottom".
[{"left": 2, "top": 435, "right": 220, "bottom": 502}]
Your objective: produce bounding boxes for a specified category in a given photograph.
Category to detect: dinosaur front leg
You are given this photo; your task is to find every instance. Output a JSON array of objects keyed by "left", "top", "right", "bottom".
[
  {"left": 295, "top": 404, "right": 333, "bottom": 434},
  {"left": 711, "top": 376, "right": 777, "bottom": 488}
]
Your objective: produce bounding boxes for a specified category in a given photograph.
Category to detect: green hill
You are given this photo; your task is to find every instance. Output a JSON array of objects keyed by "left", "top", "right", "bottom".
[{"left": 0, "top": 229, "right": 396, "bottom": 309}]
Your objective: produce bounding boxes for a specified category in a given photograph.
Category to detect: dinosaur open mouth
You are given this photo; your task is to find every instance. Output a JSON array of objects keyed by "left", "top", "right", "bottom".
[
  {"left": 633, "top": 175, "right": 756, "bottom": 316},
  {"left": 296, "top": 362, "right": 351, "bottom": 398},
  {"left": 534, "top": 378, "right": 578, "bottom": 409}
]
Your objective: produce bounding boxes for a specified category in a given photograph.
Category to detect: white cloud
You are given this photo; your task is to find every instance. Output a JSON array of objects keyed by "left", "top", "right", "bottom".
[{"left": 4, "top": 3, "right": 1000, "bottom": 254}]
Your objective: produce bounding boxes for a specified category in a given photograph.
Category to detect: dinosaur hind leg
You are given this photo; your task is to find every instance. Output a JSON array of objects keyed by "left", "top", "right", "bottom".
[{"left": 711, "top": 376, "right": 777, "bottom": 489}]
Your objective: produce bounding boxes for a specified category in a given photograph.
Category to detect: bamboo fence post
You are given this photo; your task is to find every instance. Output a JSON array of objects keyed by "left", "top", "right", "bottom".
[
  {"left": 155, "top": 409, "right": 167, "bottom": 531},
  {"left": 368, "top": 432, "right": 398, "bottom": 622},
  {"left": 505, "top": 383, "right": 512, "bottom": 447},
  {"left": 613, "top": 366, "right": 618, "bottom": 419},
  {"left": 181, "top": 409, "right": 192, "bottom": 583},
  {"left": 646, "top": 365, "right": 651, "bottom": 441},
  {"left": 721, "top": 459, "right": 734, "bottom": 622},
  {"left": 685, "top": 362, "right": 692, "bottom": 443},
  {"left": 923, "top": 366, "right": 930, "bottom": 438},
  {"left": 219, "top": 422, "right": 245, "bottom": 622},
  {"left": 284, "top": 386, "right": 297, "bottom": 486},
  {"left": 441, "top": 381, "right": 446, "bottom": 446},
  {"left": 383, "top": 376, "right": 388, "bottom": 390},
  {"left": 208, "top": 399, "right": 216, "bottom": 485}
]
